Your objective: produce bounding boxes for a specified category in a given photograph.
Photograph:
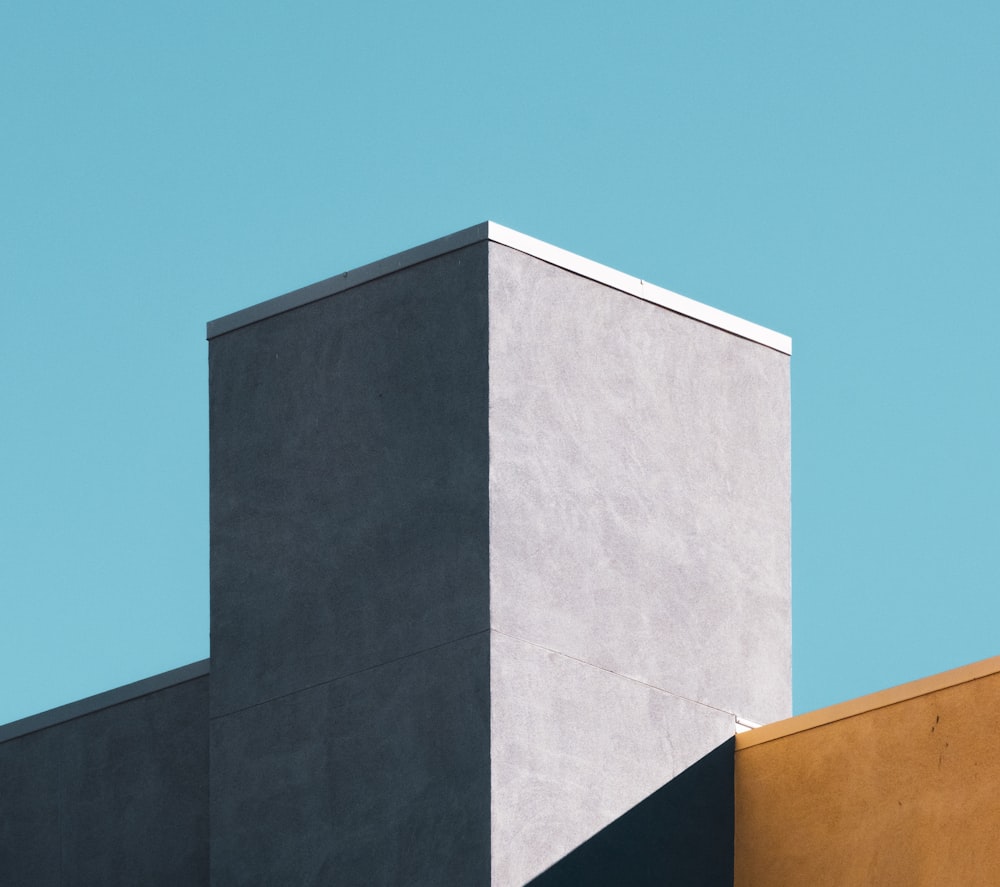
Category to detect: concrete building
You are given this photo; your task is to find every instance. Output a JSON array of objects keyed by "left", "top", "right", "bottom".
[
  {"left": 204, "top": 222, "right": 791, "bottom": 885},
  {"left": 17, "top": 221, "right": 974, "bottom": 885}
]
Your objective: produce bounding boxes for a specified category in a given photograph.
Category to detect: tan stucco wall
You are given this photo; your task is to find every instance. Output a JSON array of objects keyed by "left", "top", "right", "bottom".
[{"left": 735, "top": 661, "right": 1000, "bottom": 886}]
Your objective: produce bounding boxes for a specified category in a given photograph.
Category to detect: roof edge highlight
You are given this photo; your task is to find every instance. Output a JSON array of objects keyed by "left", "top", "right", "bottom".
[
  {"left": 486, "top": 222, "right": 791, "bottom": 354},
  {"left": 206, "top": 221, "right": 791, "bottom": 354},
  {"left": 735, "top": 653, "right": 1000, "bottom": 750}
]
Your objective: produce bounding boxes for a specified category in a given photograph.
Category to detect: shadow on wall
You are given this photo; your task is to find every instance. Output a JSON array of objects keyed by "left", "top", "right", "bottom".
[{"left": 526, "top": 737, "right": 735, "bottom": 887}]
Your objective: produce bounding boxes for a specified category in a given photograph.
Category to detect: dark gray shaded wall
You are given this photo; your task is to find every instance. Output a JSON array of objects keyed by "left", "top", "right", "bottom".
[
  {"left": 209, "top": 242, "right": 490, "bottom": 716},
  {"left": 210, "top": 634, "right": 490, "bottom": 886},
  {"left": 0, "top": 675, "right": 208, "bottom": 886},
  {"left": 209, "top": 242, "right": 491, "bottom": 883}
]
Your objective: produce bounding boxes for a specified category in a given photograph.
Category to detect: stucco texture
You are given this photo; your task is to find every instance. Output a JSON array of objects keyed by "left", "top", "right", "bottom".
[
  {"left": 488, "top": 243, "right": 791, "bottom": 725},
  {"left": 489, "top": 631, "right": 736, "bottom": 885},
  {"left": 207, "top": 237, "right": 790, "bottom": 885},
  {"left": 0, "top": 677, "right": 208, "bottom": 886},
  {"left": 209, "top": 242, "right": 489, "bottom": 718},
  {"left": 210, "top": 633, "right": 490, "bottom": 887},
  {"left": 735, "top": 669, "right": 1000, "bottom": 886}
]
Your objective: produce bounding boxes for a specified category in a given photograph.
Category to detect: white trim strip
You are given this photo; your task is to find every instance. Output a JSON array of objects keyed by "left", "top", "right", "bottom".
[
  {"left": 735, "top": 715, "right": 763, "bottom": 733},
  {"left": 206, "top": 221, "right": 791, "bottom": 354},
  {"left": 486, "top": 222, "right": 791, "bottom": 354}
]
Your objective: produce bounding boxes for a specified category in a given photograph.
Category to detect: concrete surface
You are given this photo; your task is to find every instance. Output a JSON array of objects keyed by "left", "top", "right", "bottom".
[
  {"left": 488, "top": 242, "right": 791, "bottom": 725},
  {"left": 208, "top": 230, "right": 790, "bottom": 885},
  {"left": 0, "top": 675, "right": 208, "bottom": 886},
  {"left": 527, "top": 739, "right": 736, "bottom": 887},
  {"left": 490, "top": 631, "right": 737, "bottom": 885},
  {"left": 1, "top": 224, "right": 792, "bottom": 887},
  {"left": 210, "top": 632, "right": 490, "bottom": 886},
  {"left": 209, "top": 241, "right": 490, "bottom": 718}
]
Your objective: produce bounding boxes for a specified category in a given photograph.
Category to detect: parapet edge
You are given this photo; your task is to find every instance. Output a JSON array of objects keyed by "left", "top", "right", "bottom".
[
  {"left": 0, "top": 659, "right": 211, "bottom": 743},
  {"left": 206, "top": 222, "right": 792, "bottom": 354},
  {"left": 735, "top": 653, "right": 1000, "bottom": 751}
]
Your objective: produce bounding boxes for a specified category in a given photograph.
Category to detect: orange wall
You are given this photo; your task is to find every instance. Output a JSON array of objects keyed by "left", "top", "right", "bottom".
[{"left": 735, "top": 662, "right": 1000, "bottom": 886}]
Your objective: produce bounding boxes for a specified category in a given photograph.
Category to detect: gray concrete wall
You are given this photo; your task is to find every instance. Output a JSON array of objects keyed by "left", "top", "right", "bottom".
[
  {"left": 0, "top": 674, "right": 208, "bottom": 886},
  {"left": 488, "top": 242, "right": 791, "bottom": 724},
  {"left": 526, "top": 739, "right": 736, "bottom": 887},
  {"left": 209, "top": 242, "right": 492, "bottom": 883},
  {"left": 209, "top": 242, "right": 490, "bottom": 717},
  {"left": 490, "top": 632, "right": 737, "bottom": 885},
  {"left": 1, "top": 228, "right": 788, "bottom": 886},
  {"left": 487, "top": 242, "right": 790, "bottom": 884},
  {"left": 208, "top": 230, "right": 789, "bottom": 885},
  {"left": 210, "top": 633, "right": 490, "bottom": 886}
]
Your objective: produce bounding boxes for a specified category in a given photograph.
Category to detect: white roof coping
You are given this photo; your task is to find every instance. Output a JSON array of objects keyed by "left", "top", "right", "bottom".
[{"left": 206, "top": 222, "right": 791, "bottom": 354}]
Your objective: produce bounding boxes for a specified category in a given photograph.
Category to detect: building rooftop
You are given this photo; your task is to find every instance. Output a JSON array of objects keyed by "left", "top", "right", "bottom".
[{"left": 206, "top": 221, "right": 792, "bottom": 354}]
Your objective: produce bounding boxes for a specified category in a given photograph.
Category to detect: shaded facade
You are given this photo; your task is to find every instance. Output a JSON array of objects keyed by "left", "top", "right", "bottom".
[
  {"left": 4, "top": 222, "right": 797, "bottom": 885},
  {"left": 206, "top": 223, "right": 791, "bottom": 885},
  {"left": 5, "top": 222, "right": 995, "bottom": 886},
  {"left": 0, "top": 663, "right": 209, "bottom": 886}
]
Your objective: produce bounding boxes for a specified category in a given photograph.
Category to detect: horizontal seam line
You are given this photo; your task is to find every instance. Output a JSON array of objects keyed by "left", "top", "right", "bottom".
[
  {"left": 490, "top": 627, "right": 740, "bottom": 720},
  {"left": 210, "top": 627, "right": 490, "bottom": 720}
]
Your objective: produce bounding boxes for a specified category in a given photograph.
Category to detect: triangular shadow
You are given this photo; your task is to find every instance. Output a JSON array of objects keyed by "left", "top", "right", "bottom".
[{"left": 525, "top": 736, "right": 735, "bottom": 887}]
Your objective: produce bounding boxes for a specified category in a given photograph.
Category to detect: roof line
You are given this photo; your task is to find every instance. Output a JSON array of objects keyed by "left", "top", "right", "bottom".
[
  {"left": 735, "top": 653, "right": 1000, "bottom": 750},
  {"left": 0, "top": 659, "right": 211, "bottom": 743},
  {"left": 206, "top": 222, "right": 489, "bottom": 339},
  {"left": 206, "top": 222, "right": 792, "bottom": 354},
  {"left": 486, "top": 223, "right": 791, "bottom": 354}
]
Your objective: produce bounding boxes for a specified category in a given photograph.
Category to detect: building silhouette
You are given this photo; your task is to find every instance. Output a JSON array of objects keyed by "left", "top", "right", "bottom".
[{"left": 1, "top": 224, "right": 992, "bottom": 885}]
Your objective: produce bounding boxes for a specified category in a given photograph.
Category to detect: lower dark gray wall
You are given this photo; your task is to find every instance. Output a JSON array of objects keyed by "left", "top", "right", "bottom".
[
  {"left": 0, "top": 675, "right": 208, "bottom": 887},
  {"left": 210, "top": 633, "right": 490, "bottom": 887}
]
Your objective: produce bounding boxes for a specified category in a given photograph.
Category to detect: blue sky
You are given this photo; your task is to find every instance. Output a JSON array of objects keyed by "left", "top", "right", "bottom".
[{"left": 2, "top": 1, "right": 998, "bottom": 724}]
